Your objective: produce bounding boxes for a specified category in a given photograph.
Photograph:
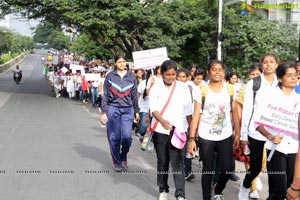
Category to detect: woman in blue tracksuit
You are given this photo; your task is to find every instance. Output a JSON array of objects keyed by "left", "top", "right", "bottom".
[{"left": 101, "top": 55, "right": 140, "bottom": 172}]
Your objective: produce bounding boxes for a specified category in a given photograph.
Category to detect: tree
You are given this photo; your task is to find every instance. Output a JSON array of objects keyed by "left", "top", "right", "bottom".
[
  {"left": 69, "top": 33, "right": 112, "bottom": 60},
  {"left": 33, "top": 22, "right": 57, "bottom": 44},
  {"left": 0, "top": 27, "right": 34, "bottom": 54},
  {"left": 47, "top": 30, "right": 70, "bottom": 50},
  {"left": 1, "top": 0, "right": 297, "bottom": 77},
  {"left": 222, "top": 7, "right": 298, "bottom": 78},
  {"left": 0, "top": 0, "right": 214, "bottom": 64},
  {"left": 0, "top": 27, "right": 13, "bottom": 54}
]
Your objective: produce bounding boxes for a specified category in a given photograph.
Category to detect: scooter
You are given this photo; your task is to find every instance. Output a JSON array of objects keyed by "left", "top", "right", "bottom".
[{"left": 13, "top": 71, "right": 22, "bottom": 84}]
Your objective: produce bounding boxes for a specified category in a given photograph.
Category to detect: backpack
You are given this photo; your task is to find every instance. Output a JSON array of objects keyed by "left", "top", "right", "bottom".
[
  {"left": 201, "top": 83, "right": 234, "bottom": 112},
  {"left": 247, "top": 75, "right": 261, "bottom": 131}
]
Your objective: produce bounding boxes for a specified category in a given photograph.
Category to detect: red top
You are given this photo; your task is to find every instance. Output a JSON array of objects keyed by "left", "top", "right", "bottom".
[{"left": 81, "top": 77, "right": 89, "bottom": 91}]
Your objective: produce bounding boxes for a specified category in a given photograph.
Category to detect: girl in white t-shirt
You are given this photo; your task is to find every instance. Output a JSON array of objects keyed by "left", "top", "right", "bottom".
[
  {"left": 137, "top": 70, "right": 152, "bottom": 142},
  {"left": 187, "top": 68, "right": 207, "bottom": 92},
  {"left": 188, "top": 60, "right": 238, "bottom": 200},
  {"left": 254, "top": 61, "right": 300, "bottom": 200}
]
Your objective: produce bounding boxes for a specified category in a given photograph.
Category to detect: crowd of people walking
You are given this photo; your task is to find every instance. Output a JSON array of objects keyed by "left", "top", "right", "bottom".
[{"left": 44, "top": 52, "right": 300, "bottom": 200}]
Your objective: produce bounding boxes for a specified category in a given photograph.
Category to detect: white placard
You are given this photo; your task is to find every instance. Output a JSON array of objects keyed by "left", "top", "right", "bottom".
[
  {"left": 132, "top": 47, "right": 168, "bottom": 70},
  {"left": 254, "top": 89, "right": 299, "bottom": 137},
  {"left": 70, "top": 64, "right": 85, "bottom": 75},
  {"left": 84, "top": 73, "right": 101, "bottom": 81},
  {"left": 60, "top": 67, "right": 68, "bottom": 74}
]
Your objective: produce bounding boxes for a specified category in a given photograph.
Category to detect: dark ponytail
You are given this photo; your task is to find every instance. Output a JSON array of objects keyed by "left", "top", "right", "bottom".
[{"left": 143, "top": 70, "right": 152, "bottom": 100}]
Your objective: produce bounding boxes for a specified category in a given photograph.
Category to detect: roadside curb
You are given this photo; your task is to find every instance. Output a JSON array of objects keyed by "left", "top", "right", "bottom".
[{"left": 0, "top": 53, "right": 27, "bottom": 74}]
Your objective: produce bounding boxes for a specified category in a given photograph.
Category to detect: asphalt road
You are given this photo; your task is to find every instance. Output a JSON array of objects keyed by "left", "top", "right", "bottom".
[{"left": 0, "top": 52, "right": 268, "bottom": 200}]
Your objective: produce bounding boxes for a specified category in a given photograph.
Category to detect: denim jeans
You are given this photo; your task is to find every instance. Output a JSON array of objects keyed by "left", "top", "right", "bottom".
[
  {"left": 90, "top": 87, "right": 99, "bottom": 106},
  {"left": 199, "top": 136, "right": 234, "bottom": 200},
  {"left": 139, "top": 112, "right": 149, "bottom": 137},
  {"left": 78, "top": 86, "right": 83, "bottom": 101},
  {"left": 153, "top": 131, "right": 185, "bottom": 198}
]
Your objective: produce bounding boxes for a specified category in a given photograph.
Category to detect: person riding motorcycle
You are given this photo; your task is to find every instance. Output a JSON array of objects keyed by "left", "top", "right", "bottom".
[{"left": 13, "top": 65, "right": 22, "bottom": 83}]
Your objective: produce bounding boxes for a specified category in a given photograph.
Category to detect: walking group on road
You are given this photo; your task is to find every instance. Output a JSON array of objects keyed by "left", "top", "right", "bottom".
[
  {"left": 101, "top": 53, "right": 300, "bottom": 200},
  {"left": 44, "top": 52, "right": 300, "bottom": 200}
]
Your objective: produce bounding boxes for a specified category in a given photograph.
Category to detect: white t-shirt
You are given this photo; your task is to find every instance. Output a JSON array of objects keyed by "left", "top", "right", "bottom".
[
  {"left": 149, "top": 79, "right": 193, "bottom": 135},
  {"left": 47, "top": 71, "right": 54, "bottom": 82},
  {"left": 254, "top": 87, "right": 300, "bottom": 154},
  {"left": 194, "top": 83, "right": 233, "bottom": 141},
  {"left": 91, "top": 81, "right": 100, "bottom": 88},
  {"left": 137, "top": 79, "right": 150, "bottom": 113},
  {"left": 53, "top": 75, "right": 62, "bottom": 89},
  {"left": 233, "top": 83, "right": 242, "bottom": 99},
  {"left": 241, "top": 74, "right": 279, "bottom": 141}
]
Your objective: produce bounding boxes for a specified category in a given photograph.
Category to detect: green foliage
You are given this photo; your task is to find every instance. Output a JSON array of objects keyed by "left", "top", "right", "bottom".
[
  {"left": 0, "top": 27, "right": 34, "bottom": 55},
  {"left": 33, "top": 22, "right": 58, "bottom": 44},
  {"left": 69, "top": 33, "right": 112, "bottom": 60},
  {"left": 0, "top": 0, "right": 214, "bottom": 65},
  {"left": 0, "top": 52, "right": 20, "bottom": 64},
  {"left": 47, "top": 30, "right": 70, "bottom": 50},
  {"left": 0, "top": 0, "right": 298, "bottom": 77},
  {"left": 0, "top": 27, "right": 13, "bottom": 54},
  {"left": 33, "top": 22, "right": 69, "bottom": 50},
  {"left": 222, "top": 7, "right": 298, "bottom": 78}
]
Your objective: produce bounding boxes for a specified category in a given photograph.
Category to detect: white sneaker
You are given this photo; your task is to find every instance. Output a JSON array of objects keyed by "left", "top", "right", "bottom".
[
  {"left": 238, "top": 181, "right": 250, "bottom": 200},
  {"left": 256, "top": 178, "right": 262, "bottom": 191},
  {"left": 177, "top": 197, "right": 186, "bottom": 200},
  {"left": 249, "top": 190, "right": 259, "bottom": 199},
  {"left": 148, "top": 142, "right": 155, "bottom": 151},
  {"left": 213, "top": 194, "right": 224, "bottom": 200},
  {"left": 158, "top": 192, "right": 168, "bottom": 200}
]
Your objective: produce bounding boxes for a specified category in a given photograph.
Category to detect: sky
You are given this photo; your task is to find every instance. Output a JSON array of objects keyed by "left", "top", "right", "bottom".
[{"left": 0, "top": 14, "right": 40, "bottom": 37}]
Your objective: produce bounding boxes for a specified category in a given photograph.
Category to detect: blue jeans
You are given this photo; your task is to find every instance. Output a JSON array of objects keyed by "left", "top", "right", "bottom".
[
  {"left": 90, "top": 87, "right": 99, "bottom": 106},
  {"left": 78, "top": 86, "right": 83, "bottom": 101},
  {"left": 139, "top": 112, "right": 149, "bottom": 137}
]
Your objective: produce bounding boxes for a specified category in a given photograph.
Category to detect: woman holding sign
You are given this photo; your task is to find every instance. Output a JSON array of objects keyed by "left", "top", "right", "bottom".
[
  {"left": 254, "top": 61, "right": 300, "bottom": 200},
  {"left": 238, "top": 53, "right": 279, "bottom": 200}
]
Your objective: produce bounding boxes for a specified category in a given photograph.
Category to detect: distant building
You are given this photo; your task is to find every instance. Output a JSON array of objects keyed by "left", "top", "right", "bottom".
[
  {"left": 249, "top": 0, "right": 300, "bottom": 28},
  {"left": 0, "top": 14, "right": 39, "bottom": 37}
]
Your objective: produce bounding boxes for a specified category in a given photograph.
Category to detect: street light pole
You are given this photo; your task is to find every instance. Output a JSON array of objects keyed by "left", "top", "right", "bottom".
[{"left": 217, "top": 0, "right": 223, "bottom": 61}]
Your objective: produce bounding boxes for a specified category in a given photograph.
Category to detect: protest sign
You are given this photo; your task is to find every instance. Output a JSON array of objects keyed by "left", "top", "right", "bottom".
[
  {"left": 84, "top": 73, "right": 101, "bottom": 81},
  {"left": 132, "top": 47, "right": 168, "bottom": 70},
  {"left": 70, "top": 64, "right": 85, "bottom": 75},
  {"left": 254, "top": 94, "right": 299, "bottom": 136},
  {"left": 60, "top": 67, "right": 68, "bottom": 74}
]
